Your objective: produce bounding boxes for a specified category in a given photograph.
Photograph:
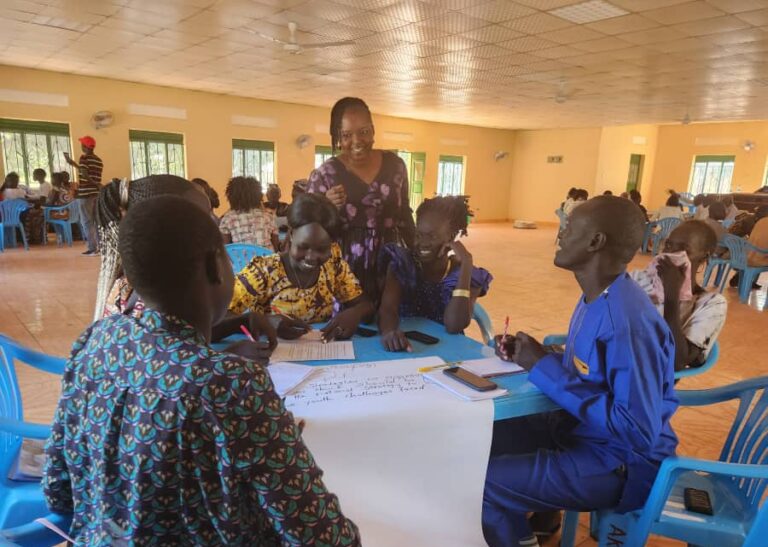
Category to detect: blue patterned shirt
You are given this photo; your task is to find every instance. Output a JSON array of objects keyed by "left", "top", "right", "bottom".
[{"left": 43, "top": 309, "right": 360, "bottom": 546}]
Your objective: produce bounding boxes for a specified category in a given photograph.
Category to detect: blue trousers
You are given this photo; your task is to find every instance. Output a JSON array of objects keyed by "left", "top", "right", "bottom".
[
  {"left": 77, "top": 196, "right": 99, "bottom": 252},
  {"left": 482, "top": 411, "right": 627, "bottom": 547}
]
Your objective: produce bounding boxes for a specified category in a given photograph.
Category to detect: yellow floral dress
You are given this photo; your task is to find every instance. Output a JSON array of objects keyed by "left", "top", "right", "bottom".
[{"left": 229, "top": 252, "right": 363, "bottom": 323}]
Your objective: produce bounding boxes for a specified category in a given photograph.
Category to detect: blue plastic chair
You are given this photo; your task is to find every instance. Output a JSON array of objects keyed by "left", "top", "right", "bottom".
[
  {"left": 0, "top": 200, "right": 30, "bottom": 251},
  {"left": 0, "top": 334, "right": 66, "bottom": 539},
  {"left": 0, "top": 512, "right": 72, "bottom": 546},
  {"left": 562, "top": 375, "right": 768, "bottom": 547},
  {"left": 542, "top": 334, "right": 719, "bottom": 381},
  {"left": 0, "top": 218, "right": 4, "bottom": 253},
  {"left": 712, "top": 235, "right": 768, "bottom": 303},
  {"left": 472, "top": 302, "right": 493, "bottom": 346},
  {"left": 225, "top": 243, "right": 273, "bottom": 272},
  {"left": 41, "top": 202, "right": 79, "bottom": 247},
  {"left": 641, "top": 220, "right": 658, "bottom": 253},
  {"left": 645, "top": 217, "right": 682, "bottom": 255},
  {"left": 703, "top": 234, "right": 741, "bottom": 291}
]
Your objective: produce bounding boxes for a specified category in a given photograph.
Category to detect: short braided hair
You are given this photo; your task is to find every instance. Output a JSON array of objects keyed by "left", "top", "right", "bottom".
[
  {"left": 329, "top": 97, "right": 371, "bottom": 154},
  {"left": 415, "top": 195, "right": 472, "bottom": 239}
]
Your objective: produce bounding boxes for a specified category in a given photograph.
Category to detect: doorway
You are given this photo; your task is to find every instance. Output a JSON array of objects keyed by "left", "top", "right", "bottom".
[{"left": 626, "top": 154, "right": 645, "bottom": 193}]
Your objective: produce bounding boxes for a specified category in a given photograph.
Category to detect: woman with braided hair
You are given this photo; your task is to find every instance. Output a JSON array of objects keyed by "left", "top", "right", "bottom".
[
  {"left": 95, "top": 175, "right": 212, "bottom": 320},
  {"left": 95, "top": 175, "right": 277, "bottom": 350},
  {"left": 377, "top": 196, "right": 492, "bottom": 351},
  {"left": 307, "top": 97, "right": 415, "bottom": 306}
]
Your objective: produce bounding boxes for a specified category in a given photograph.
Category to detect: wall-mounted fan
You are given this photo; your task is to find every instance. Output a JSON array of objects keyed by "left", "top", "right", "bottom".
[
  {"left": 296, "top": 134, "right": 312, "bottom": 149},
  {"left": 252, "top": 22, "right": 355, "bottom": 55},
  {"left": 90, "top": 110, "right": 114, "bottom": 129}
]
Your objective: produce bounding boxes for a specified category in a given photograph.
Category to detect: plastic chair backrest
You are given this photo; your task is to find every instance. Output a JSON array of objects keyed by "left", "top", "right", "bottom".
[
  {"left": 0, "top": 200, "right": 29, "bottom": 227},
  {"left": 45, "top": 201, "right": 80, "bottom": 224},
  {"left": 225, "top": 243, "right": 273, "bottom": 272},
  {"left": 472, "top": 302, "right": 493, "bottom": 345},
  {"left": 721, "top": 234, "right": 749, "bottom": 268},
  {"left": 717, "top": 382, "right": 768, "bottom": 504},
  {"left": 656, "top": 217, "right": 681, "bottom": 239},
  {"left": 0, "top": 344, "right": 22, "bottom": 456}
]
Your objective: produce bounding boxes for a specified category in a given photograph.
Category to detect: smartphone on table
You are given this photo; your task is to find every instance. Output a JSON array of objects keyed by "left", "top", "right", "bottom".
[
  {"left": 355, "top": 326, "right": 377, "bottom": 338},
  {"left": 443, "top": 366, "right": 498, "bottom": 392},
  {"left": 404, "top": 330, "right": 439, "bottom": 345}
]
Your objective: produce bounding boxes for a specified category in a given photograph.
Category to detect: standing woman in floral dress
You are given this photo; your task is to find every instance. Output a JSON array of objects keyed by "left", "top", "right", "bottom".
[{"left": 308, "top": 97, "right": 415, "bottom": 306}]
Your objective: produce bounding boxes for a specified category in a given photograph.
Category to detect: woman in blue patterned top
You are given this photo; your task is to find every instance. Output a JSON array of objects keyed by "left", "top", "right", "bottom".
[
  {"left": 378, "top": 196, "right": 492, "bottom": 351},
  {"left": 43, "top": 196, "right": 360, "bottom": 546}
]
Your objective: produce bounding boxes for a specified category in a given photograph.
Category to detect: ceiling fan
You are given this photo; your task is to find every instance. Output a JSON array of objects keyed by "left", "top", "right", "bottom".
[
  {"left": 551, "top": 78, "right": 577, "bottom": 104},
  {"left": 253, "top": 21, "right": 355, "bottom": 54}
]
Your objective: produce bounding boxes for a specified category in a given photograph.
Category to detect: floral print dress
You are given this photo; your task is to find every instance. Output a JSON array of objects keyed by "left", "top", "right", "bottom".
[{"left": 308, "top": 151, "right": 415, "bottom": 304}]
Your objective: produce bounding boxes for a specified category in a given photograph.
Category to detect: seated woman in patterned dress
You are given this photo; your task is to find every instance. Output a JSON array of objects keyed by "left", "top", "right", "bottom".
[
  {"left": 229, "top": 192, "right": 373, "bottom": 342},
  {"left": 378, "top": 196, "right": 493, "bottom": 352}
]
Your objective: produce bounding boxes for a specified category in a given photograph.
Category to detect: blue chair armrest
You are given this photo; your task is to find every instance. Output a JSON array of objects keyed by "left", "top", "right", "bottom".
[
  {"left": 674, "top": 341, "right": 718, "bottom": 379},
  {"left": 0, "top": 337, "right": 67, "bottom": 375},
  {"left": 0, "top": 417, "right": 52, "bottom": 439},
  {"left": 0, "top": 512, "right": 73, "bottom": 547},
  {"left": 677, "top": 375, "right": 768, "bottom": 407},
  {"left": 745, "top": 240, "right": 768, "bottom": 255},
  {"left": 542, "top": 334, "right": 566, "bottom": 346}
]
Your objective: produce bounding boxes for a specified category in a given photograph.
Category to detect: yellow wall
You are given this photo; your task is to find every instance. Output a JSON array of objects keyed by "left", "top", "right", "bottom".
[
  {"left": 647, "top": 121, "right": 768, "bottom": 209},
  {"left": 594, "top": 124, "right": 658, "bottom": 201},
  {"left": 0, "top": 65, "right": 515, "bottom": 220},
  {"left": 507, "top": 127, "right": 602, "bottom": 222}
]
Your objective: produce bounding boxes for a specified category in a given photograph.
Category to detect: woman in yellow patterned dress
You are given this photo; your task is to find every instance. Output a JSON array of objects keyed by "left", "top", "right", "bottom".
[{"left": 230, "top": 193, "right": 373, "bottom": 341}]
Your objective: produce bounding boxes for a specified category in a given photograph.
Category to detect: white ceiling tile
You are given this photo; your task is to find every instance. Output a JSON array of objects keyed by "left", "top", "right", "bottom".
[
  {"left": 375, "top": 0, "right": 443, "bottom": 22},
  {"left": 512, "top": 0, "right": 584, "bottom": 8},
  {"left": 498, "top": 35, "right": 560, "bottom": 52},
  {"left": 584, "top": 13, "right": 660, "bottom": 34},
  {"left": 702, "top": 0, "right": 768, "bottom": 12},
  {"left": 537, "top": 25, "right": 606, "bottom": 44},
  {"left": 609, "top": 0, "right": 696, "bottom": 10},
  {"left": 642, "top": 1, "right": 726, "bottom": 24},
  {"left": 670, "top": 15, "right": 752, "bottom": 35},
  {"left": 575, "top": 35, "right": 632, "bottom": 52},
  {"left": 502, "top": 12, "right": 573, "bottom": 33},
  {"left": 735, "top": 7, "right": 768, "bottom": 25},
  {"left": 459, "top": 1, "right": 536, "bottom": 23},
  {"left": 460, "top": 24, "right": 524, "bottom": 43},
  {"left": 337, "top": 12, "right": 409, "bottom": 32},
  {"left": 621, "top": 26, "right": 688, "bottom": 44}
]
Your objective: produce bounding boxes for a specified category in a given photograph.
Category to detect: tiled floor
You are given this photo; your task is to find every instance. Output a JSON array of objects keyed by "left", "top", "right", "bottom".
[{"left": 1, "top": 224, "right": 766, "bottom": 546}]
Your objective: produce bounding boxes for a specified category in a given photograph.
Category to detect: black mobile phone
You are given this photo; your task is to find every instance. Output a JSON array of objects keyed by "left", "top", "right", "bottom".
[
  {"left": 443, "top": 366, "right": 497, "bottom": 392},
  {"left": 683, "top": 488, "right": 713, "bottom": 516},
  {"left": 355, "top": 326, "right": 377, "bottom": 338},
  {"left": 404, "top": 330, "right": 439, "bottom": 345}
]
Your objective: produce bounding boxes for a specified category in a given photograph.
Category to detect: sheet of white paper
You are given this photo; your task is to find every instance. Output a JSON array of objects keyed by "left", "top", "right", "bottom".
[
  {"left": 458, "top": 357, "right": 525, "bottom": 378},
  {"left": 423, "top": 369, "right": 509, "bottom": 401},
  {"left": 267, "top": 362, "right": 316, "bottom": 396},
  {"left": 270, "top": 340, "right": 354, "bottom": 362},
  {"left": 285, "top": 357, "right": 492, "bottom": 547}
]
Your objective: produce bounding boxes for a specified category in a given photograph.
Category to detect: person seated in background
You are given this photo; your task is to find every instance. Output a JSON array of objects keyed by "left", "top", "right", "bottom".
[
  {"left": 46, "top": 172, "right": 74, "bottom": 208},
  {"left": 562, "top": 188, "right": 588, "bottom": 216},
  {"left": 229, "top": 192, "right": 373, "bottom": 342},
  {"left": 292, "top": 178, "right": 308, "bottom": 201},
  {"left": 652, "top": 191, "right": 685, "bottom": 221},
  {"left": 264, "top": 183, "right": 289, "bottom": 216},
  {"left": 191, "top": 177, "right": 220, "bottom": 211},
  {"left": 43, "top": 195, "right": 360, "bottom": 546},
  {"left": 377, "top": 196, "right": 492, "bottom": 352},
  {"left": 729, "top": 208, "right": 768, "bottom": 289},
  {"left": 30, "top": 168, "right": 52, "bottom": 198},
  {"left": 483, "top": 196, "right": 678, "bottom": 547},
  {"left": 729, "top": 205, "right": 768, "bottom": 238},
  {"left": 560, "top": 187, "right": 577, "bottom": 211},
  {"left": 219, "top": 176, "right": 279, "bottom": 250},
  {"left": 0, "top": 171, "right": 28, "bottom": 200},
  {"left": 722, "top": 195, "right": 739, "bottom": 222},
  {"left": 704, "top": 201, "right": 727, "bottom": 252},
  {"left": 629, "top": 189, "right": 649, "bottom": 221},
  {"left": 602, "top": 190, "right": 613, "bottom": 196},
  {"left": 265, "top": 183, "right": 290, "bottom": 243},
  {"left": 693, "top": 193, "right": 708, "bottom": 220},
  {"left": 630, "top": 220, "right": 726, "bottom": 371}
]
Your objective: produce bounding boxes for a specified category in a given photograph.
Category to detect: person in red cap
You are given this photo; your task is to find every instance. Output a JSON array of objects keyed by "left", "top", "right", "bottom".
[{"left": 64, "top": 135, "right": 103, "bottom": 256}]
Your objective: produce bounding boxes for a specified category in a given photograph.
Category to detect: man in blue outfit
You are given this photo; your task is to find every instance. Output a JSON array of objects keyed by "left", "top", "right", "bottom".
[{"left": 484, "top": 196, "right": 679, "bottom": 547}]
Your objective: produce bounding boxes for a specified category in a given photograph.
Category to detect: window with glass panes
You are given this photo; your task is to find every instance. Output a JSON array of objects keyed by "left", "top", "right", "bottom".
[
  {"left": 314, "top": 145, "right": 333, "bottom": 168},
  {"left": 0, "top": 119, "right": 73, "bottom": 190},
  {"left": 688, "top": 155, "right": 735, "bottom": 195},
  {"left": 129, "top": 130, "right": 185, "bottom": 179},
  {"left": 437, "top": 155, "right": 465, "bottom": 196},
  {"left": 232, "top": 140, "right": 275, "bottom": 184}
]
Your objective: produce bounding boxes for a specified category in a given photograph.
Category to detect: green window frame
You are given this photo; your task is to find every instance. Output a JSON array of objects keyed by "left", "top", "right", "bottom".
[
  {"left": 232, "top": 139, "right": 275, "bottom": 184},
  {"left": 314, "top": 145, "right": 333, "bottom": 168},
  {"left": 689, "top": 155, "right": 735, "bottom": 195},
  {"left": 437, "top": 155, "right": 465, "bottom": 196},
  {"left": 129, "top": 130, "right": 185, "bottom": 179},
  {"left": 0, "top": 118, "right": 73, "bottom": 188}
]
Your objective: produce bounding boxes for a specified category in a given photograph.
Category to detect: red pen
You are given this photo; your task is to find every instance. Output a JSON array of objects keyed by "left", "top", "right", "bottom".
[
  {"left": 503, "top": 316, "right": 510, "bottom": 343},
  {"left": 240, "top": 324, "right": 256, "bottom": 342}
]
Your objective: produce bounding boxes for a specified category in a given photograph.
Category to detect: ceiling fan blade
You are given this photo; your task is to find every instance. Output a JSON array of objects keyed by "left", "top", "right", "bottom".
[
  {"left": 301, "top": 40, "right": 357, "bottom": 49},
  {"left": 256, "top": 32, "right": 289, "bottom": 45}
]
